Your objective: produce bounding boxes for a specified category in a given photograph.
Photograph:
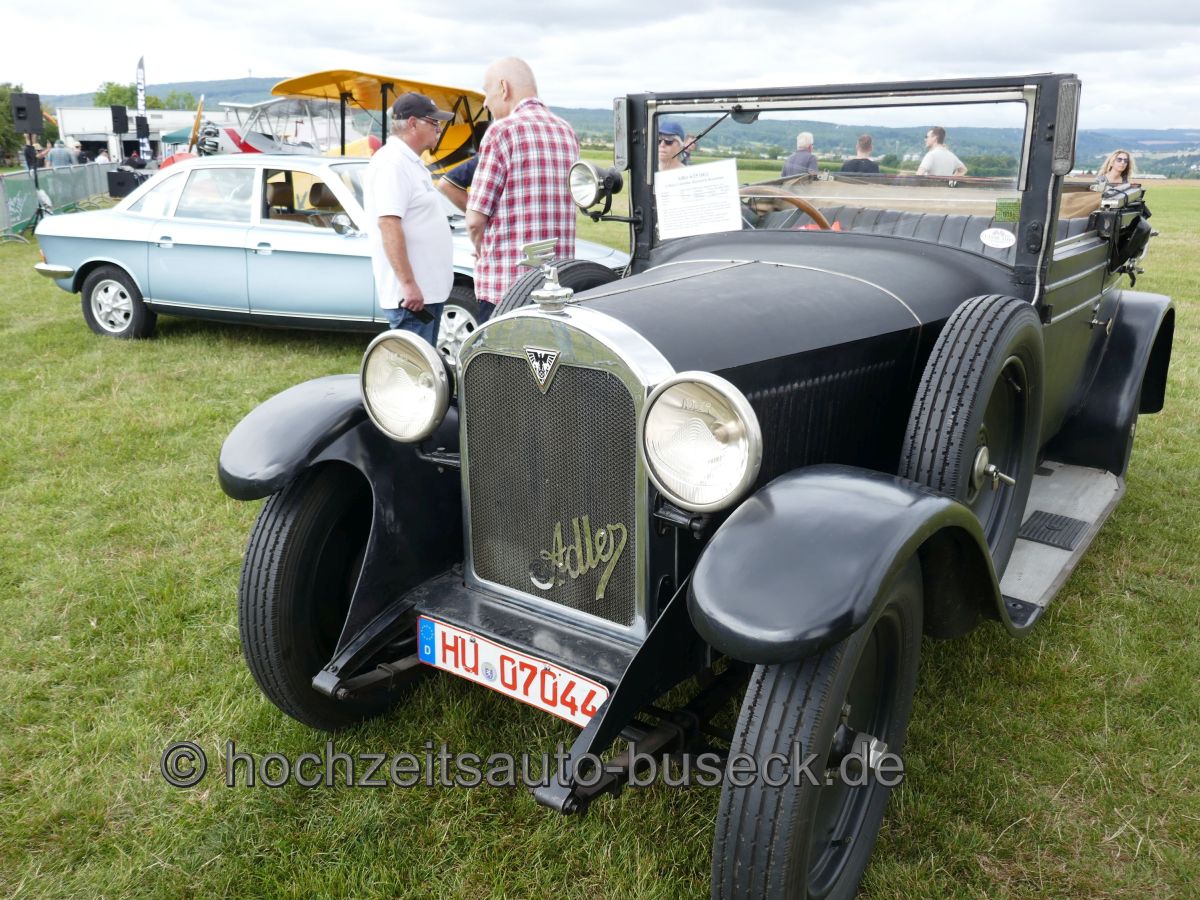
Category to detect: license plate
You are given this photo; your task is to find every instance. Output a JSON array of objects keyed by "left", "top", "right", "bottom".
[{"left": 417, "top": 616, "right": 609, "bottom": 727}]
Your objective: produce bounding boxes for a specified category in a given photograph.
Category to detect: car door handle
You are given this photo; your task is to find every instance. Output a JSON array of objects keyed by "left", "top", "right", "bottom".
[
  {"left": 157, "top": 236, "right": 173, "bottom": 248},
  {"left": 254, "top": 242, "right": 273, "bottom": 255}
]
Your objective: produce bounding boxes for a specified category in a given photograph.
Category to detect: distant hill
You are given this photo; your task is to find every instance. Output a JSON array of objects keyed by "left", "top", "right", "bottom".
[
  {"left": 42, "top": 77, "right": 1200, "bottom": 176},
  {"left": 559, "top": 112, "right": 1200, "bottom": 176},
  {"left": 44, "top": 77, "right": 284, "bottom": 109}
]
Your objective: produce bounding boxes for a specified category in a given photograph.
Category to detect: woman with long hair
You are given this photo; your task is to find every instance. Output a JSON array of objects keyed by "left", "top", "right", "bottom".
[{"left": 1095, "top": 149, "right": 1136, "bottom": 188}]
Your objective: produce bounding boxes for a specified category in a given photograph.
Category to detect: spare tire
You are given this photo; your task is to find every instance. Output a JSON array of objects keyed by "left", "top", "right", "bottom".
[
  {"left": 900, "top": 294, "right": 1043, "bottom": 575},
  {"left": 494, "top": 259, "right": 619, "bottom": 316}
]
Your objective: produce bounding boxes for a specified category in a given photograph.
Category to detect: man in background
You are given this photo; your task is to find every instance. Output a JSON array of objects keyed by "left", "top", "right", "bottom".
[
  {"left": 840, "top": 134, "right": 880, "bottom": 174},
  {"left": 363, "top": 92, "right": 455, "bottom": 344},
  {"left": 781, "top": 131, "right": 819, "bottom": 177},
  {"left": 47, "top": 140, "right": 75, "bottom": 168},
  {"left": 437, "top": 156, "right": 476, "bottom": 212},
  {"left": 466, "top": 57, "right": 578, "bottom": 323},
  {"left": 917, "top": 127, "right": 967, "bottom": 177}
]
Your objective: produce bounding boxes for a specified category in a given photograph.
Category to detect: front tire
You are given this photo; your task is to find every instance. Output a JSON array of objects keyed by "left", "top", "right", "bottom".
[
  {"left": 712, "top": 559, "right": 923, "bottom": 900},
  {"left": 900, "top": 294, "right": 1043, "bottom": 575},
  {"left": 80, "top": 265, "right": 157, "bottom": 339},
  {"left": 238, "top": 464, "right": 408, "bottom": 730}
]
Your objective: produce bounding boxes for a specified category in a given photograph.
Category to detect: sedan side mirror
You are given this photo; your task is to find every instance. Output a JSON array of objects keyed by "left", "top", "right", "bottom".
[{"left": 331, "top": 214, "right": 358, "bottom": 236}]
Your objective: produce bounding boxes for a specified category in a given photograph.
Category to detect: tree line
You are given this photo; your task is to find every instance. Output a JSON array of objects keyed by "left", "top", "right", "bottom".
[{"left": 92, "top": 82, "right": 197, "bottom": 110}]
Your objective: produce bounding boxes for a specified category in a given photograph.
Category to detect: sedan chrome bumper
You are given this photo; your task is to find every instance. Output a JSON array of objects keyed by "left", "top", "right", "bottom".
[{"left": 34, "top": 262, "right": 75, "bottom": 280}]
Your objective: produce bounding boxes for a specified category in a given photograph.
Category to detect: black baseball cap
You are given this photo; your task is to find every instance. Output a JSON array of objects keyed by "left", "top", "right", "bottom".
[{"left": 392, "top": 92, "right": 453, "bottom": 122}]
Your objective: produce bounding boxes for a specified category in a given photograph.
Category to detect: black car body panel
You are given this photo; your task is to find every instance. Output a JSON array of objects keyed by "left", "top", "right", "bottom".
[
  {"left": 219, "top": 375, "right": 368, "bottom": 500},
  {"left": 688, "top": 465, "right": 999, "bottom": 663},
  {"left": 1044, "top": 291, "right": 1175, "bottom": 475}
]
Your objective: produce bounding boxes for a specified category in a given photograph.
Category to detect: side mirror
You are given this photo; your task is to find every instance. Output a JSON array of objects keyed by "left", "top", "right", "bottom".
[
  {"left": 331, "top": 213, "right": 357, "bottom": 235},
  {"left": 731, "top": 105, "right": 760, "bottom": 125},
  {"left": 612, "top": 98, "right": 629, "bottom": 171},
  {"left": 1051, "top": 79, "right": 1081, "bottom": 176}
]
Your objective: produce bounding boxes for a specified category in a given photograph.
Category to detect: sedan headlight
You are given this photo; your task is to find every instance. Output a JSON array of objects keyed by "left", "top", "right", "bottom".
[
  {"left": 641, "top": 372, "right": 762, "bottom": 513},
  {"left": 360, "top": 330, "right": 449, "bottom": 442}
]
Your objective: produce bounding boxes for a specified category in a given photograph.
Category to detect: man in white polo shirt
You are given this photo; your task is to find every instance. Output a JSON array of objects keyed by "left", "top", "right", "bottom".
[{"left": 363, "top": 92, "right": 455, "bottom": 344}]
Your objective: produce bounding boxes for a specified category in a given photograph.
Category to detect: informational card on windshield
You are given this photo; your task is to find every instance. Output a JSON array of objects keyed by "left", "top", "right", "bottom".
[{"left": 654, "top": 158, "right": 743, "bottom": 240}]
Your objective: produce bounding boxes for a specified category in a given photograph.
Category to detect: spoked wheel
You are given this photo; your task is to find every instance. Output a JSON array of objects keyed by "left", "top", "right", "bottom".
[
  {"left": 712, "top": 559, "right": 923, "bottom": 900},
  {"left": 901, "top": 294, "right": 1044, "bottom": 575},
  {"left": 238, "top": 464, "right": 415, "bottom": 730},
  {"left": 438, "top": 283, "right": 480, "bottom": 366},
  {"left": 80, "top": 265, "right": 157, "bottom": 338}
]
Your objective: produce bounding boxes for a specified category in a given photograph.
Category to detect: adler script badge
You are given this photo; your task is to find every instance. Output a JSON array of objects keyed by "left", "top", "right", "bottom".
[{"left": 524, "top": 346, "right": 560, "bottom": 392}]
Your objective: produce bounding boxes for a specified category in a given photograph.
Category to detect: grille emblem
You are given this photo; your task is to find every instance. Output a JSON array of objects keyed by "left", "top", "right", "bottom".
[
  {"left": 532, "top": 515, "right": 628, "bottom": 602},
  {"left": 524, "top": 346, "right": 560, "bottom": 392}
]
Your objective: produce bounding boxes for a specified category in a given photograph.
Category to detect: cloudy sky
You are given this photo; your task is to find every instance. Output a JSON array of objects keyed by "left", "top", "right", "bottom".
[{"left": 6, "top": 0, "right": 1199, "bottom": 130}]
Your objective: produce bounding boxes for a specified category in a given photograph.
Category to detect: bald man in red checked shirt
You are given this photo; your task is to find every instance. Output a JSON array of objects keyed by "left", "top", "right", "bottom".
[{"left": 466, "top": 57, "right": 578, "bottom": 323}]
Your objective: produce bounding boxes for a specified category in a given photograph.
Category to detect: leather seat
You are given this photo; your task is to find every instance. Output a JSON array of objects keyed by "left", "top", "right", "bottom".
[
  {"left": 265, "top": 181, "right": 308, "bottom": 223},
  {"left": 786, "top": 205, "right": 1097, "bottom": 263},
  {"left": 307, "top": 182, "right": 342, "bottom": 212}
]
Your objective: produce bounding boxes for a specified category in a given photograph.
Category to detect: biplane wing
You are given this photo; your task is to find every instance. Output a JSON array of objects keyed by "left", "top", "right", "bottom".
[{"left": 272, "top": 70, "right": 489, "bottom": 171}]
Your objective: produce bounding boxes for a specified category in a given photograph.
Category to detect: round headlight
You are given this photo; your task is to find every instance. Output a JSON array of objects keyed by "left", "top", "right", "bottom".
[
  {"left": 569, "top": 160, "right": 601, "bottom": 208},
  {"left": 360, "top": 330, "right": 449, "bottom": 442},
  {"left": 642, "top": 372, "right": 762, "bottom": 513}
]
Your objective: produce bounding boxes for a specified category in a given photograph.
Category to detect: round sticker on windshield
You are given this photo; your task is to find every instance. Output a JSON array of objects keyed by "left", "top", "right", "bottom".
[{"left": 981, "top": 227, "right": 1017, "bottom": 249}]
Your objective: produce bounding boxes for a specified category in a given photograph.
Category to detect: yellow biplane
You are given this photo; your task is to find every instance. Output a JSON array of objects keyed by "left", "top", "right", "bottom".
[{"left": 271, "top": 70, "right": 490, "bottom": 172}]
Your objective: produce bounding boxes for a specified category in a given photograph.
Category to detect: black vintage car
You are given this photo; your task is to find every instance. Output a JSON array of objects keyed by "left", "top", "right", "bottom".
[{"left": 218, "top": 73, "right": 1173, "bottom": 897}]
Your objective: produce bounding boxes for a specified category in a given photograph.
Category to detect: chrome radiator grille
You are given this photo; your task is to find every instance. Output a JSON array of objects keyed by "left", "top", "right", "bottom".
[{"left": 462, "top": 353, "right": 638, "bottom": 626}]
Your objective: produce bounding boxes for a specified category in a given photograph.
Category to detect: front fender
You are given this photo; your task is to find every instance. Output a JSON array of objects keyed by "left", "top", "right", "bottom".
[
  {"left": 219, "top": 375, "right": 368, "bottom": 500},
  {"left": 688, "top": 465, "right": 1002, "bottom": 664}
]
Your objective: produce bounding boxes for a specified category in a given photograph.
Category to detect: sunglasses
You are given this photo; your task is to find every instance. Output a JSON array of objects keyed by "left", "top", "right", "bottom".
[
  {"left": 1115, "top": 156, "right": 1129, "bottom": 162},
  {"left": 421, "top": 116, "right": 444, "bottom": 128},
  {"left": 658, "top": 136, "right": 681, "bottom": 146}
]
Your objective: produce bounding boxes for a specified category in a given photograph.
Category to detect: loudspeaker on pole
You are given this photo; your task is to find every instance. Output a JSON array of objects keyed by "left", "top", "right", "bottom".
[
  {"left": 111, "top": 105, "right": 129, "bottom": 134},
  {"left": 135, "top": 116, "right": 150, "bottom": 139},
  {"left": 11, "top": 92, "right": 44, "bottom": 135}
]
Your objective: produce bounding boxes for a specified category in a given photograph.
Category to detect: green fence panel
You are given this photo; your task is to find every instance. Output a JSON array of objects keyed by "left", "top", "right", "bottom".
[
  {"left": 2, "top": 173, "right": 40, "bottom": 234},
  {"left": 1, "top": 164, "right": 118, "bottom": 235}
]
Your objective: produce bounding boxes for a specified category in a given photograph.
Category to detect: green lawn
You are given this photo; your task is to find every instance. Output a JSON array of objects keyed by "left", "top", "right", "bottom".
[{"left": 1, "top": 185, "right": 1197, "bottom": 898}]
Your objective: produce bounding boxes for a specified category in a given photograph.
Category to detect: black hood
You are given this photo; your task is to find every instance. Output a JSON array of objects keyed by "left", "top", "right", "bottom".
[{"left": 577, "top": 230, "right": 1016, "bottom": 374}]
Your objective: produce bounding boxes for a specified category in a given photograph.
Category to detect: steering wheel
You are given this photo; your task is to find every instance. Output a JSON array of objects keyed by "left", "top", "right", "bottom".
[{"left": 739, "top": 185, "right": 832, "bottom": 230}]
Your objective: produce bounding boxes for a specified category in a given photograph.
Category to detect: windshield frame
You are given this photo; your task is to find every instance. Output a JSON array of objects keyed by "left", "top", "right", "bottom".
[{"left": 620, "top": 73, "right": 1078, "bottom": 299}]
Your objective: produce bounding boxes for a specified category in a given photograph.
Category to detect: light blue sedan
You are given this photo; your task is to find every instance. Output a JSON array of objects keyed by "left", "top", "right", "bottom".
[{"left": 33, "top": 155, "right": 629, "bottom": 362}]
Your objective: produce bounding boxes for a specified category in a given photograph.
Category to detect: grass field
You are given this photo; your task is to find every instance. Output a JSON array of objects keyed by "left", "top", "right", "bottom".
[{"left": 1, "top": 184, "right": 1197, "bottom": 899}]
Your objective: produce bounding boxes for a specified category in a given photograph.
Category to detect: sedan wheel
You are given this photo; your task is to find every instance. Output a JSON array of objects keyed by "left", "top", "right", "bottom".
[
  {"left": 80, "top": 265, "right": 157, "bottom": 339},
  {"left": 90, "top": 279, "right": 132, "bottom": 333},
  {"left": 438, "top": 284, "right": 480, "bottom": 365}
]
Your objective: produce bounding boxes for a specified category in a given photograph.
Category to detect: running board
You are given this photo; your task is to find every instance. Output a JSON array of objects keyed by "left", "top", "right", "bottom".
[{"left": 999, "top": 461, "right": 1125, "bottom": 629}]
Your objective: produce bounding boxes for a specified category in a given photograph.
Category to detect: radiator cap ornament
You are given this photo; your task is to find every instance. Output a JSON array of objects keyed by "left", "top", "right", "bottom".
[
  {"left": 530, "top": 266, "right": 574, "bottom": 313},
  {"left": 519, "top": 239, "right": 574, "bottom": 313}
]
